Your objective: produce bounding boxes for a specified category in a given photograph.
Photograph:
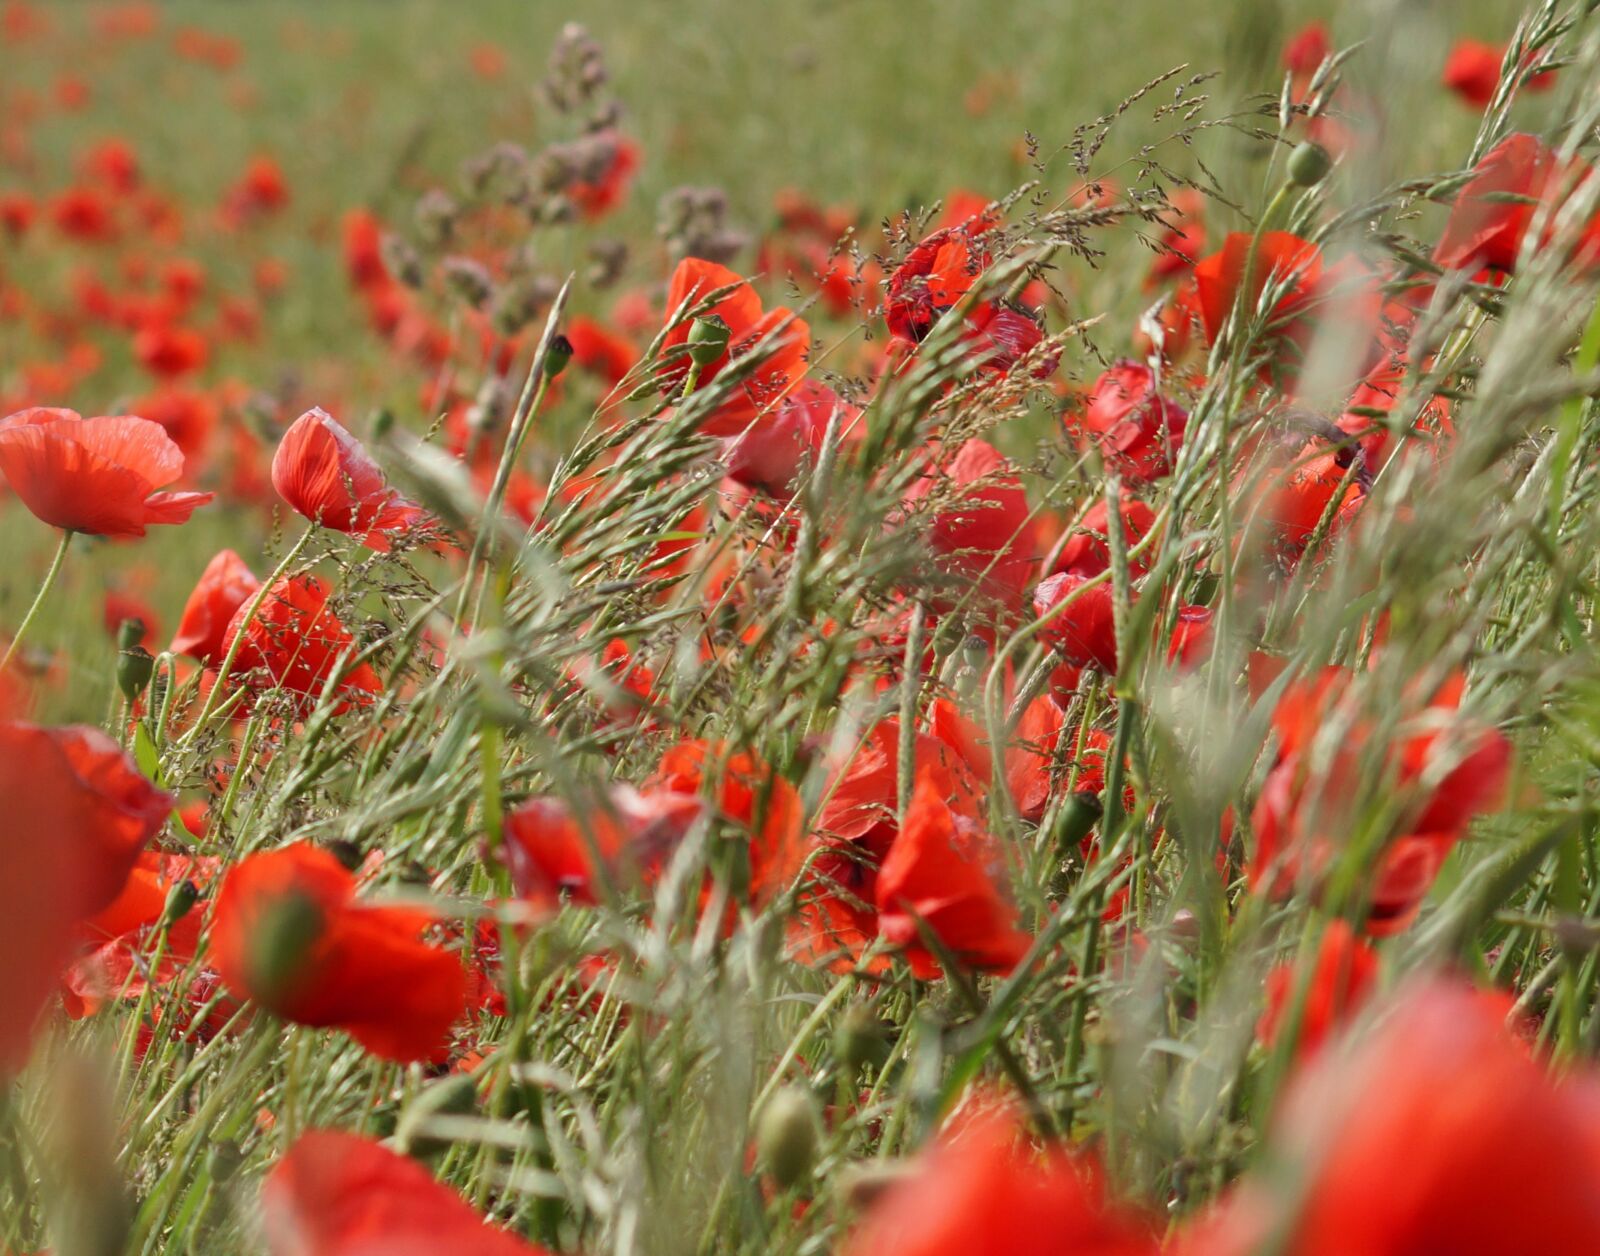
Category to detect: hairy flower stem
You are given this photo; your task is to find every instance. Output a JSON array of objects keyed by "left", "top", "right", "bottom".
[{"left": 0, "top": 528, "right": 71, "bottom": 676}]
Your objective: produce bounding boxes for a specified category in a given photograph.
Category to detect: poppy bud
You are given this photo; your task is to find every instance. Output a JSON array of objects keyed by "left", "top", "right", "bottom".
[
  {"left": 756, "top": 1085, "right": 820, "bottom": 1190},
  {"left": 686, "top": 313, "right": 730, "bottom": 367},
  {"left": 395, "top": 1074, "right": 479, "bottom": 1159},
  {"left": 161, "top": 879, "right": 200, "bottom": 929},
  {"left": 544, "top": 333, "right": 574, "bottom": 380},
  {"left": 370, "top": 408, "right": 396, "bottom": 439},
  {"left": 206, "top": 1138, "right": 244, "bottom": 1184},
  {"left": 1288, "top": 141, "right": 1333, "bottom": 187},
  {"left": 246, "top": 889, "right": 325, "bottom": 1005},
  {"left": 1052, "top": 791, "right": 1104, "bottom": 855},
  {"left": 117, "top": 637, "right": 155, "bottom": 705},
  {"left": 834, "top": 1002, "right": 891, "bottom": 1074}
]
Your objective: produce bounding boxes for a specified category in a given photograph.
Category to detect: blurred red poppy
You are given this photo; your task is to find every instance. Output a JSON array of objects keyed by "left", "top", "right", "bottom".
[
  {"left": 1256, "top": 920, "right": 1379, "bottom": 1060},
  {"left": 210, "top": 842, "right": 468, "bottom": 1063},
  {"left": 0, "top": 720, "right": 171, "bottom": 1066},
  {"left": 272, "top": 407, "right": 430, "bottom": 550},
  {"left": 0, "top": 407, "right": 212, "bottom": 536},
  {"left": 219, "top": 574, "right": 382, "bottom": 714},
  {"left": 1055, "top": 495, "right": 1157, "bottom": 579},
  {"left": 171, "top": 548, "right": 261, "bottom": 664},
  {"left": 842, "top": 1105, "right": 1156, "bottom": 1256},
  {"left": 133, "top": 321, "right": 209, "bottom": 379},
  {"left": 657, "top": 258, "right": 811, "bottom": 436},
  {"left": 1435, "top": 132, "right": 1600, "bottom": 274},
  {"left": 263, "top": 1131, "right": 546, "bottom": 1255},
  {"left": 568, "top": 130, "right": 639, "bottom": 220},
  {"left": 1282, "top": 22, "right": 1330, "bottom": 79},
  {"left": 564, "top": 314, "right": 636, "bottom": 385}
]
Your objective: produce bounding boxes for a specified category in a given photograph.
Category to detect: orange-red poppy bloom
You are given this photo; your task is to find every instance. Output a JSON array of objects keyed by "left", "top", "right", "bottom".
[
  {"left": 1076, "top": 361, "right": 1188, "bottom": 483},
  {"left": 210, "top": 842, "right": 468, "bottom": 1063},
  {"left": 0, "top": 408, "right": 212, "bottom": 536},
  {"left": 263, "top": 1130, "right": 547, "bottom": 1255},
  {"left": 219, "top": 574, "right": 382, "bottom": 714},
  {"left": 657, "top": 258, "right": 811, "bottom": 437},
  {"left": 842, "top": 1105, "right": 1157, "bottom": 1256},
  {"left": 272, "top": 407, "right": 431, "bottom": 550},
  {"left": 171, "top": 548, "right": 261, "bottom": 664},
  {"left": 0, "top": 720, "right": 171, "bottom": 1066},
  {"left": 875, "top": 772, "right": 1031, "bottom": 978}
]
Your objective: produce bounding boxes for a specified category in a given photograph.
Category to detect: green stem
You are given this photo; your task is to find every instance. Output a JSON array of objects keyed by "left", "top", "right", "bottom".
[{"left": 0, "top": 528, "right": 72, "bottom": 675}]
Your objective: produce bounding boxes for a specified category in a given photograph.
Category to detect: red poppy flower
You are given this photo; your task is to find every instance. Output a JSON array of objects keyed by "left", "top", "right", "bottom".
[
  {"left": 902, "top": 438, "right": 1038, "bottom": 615},
  {"left": 133, "top": 322, "right": 208, "bottom": 379},
  {"left": 271, "top": 407, "right": 431, "bottom": 550},
  {"left": 50, "top": 185, "right": 117, "bottom": 242},
  {"left": 0, "top": 407, "right": 212, "bottom": 536},
  {"left": 1282, "top": 22, "right": 1331, "bottom": 78},
  {"left": 1145, "top": 188, "right": 1206, "bottom": 288},
  {"left": 224, "top": 153, "right": 290, "bottom": 220},
  {"left": 723, "top": 379, "right": 860, "bottom": 498},
  {"left": 1055, "top": 495, "right": 1157, "bottom": 580},
  {"left": 1256, "top": 920, "right": 1379, "bottom": 1060},
  {"left": 657, "top": 258, "right": 811, "bottom": 437},
  {"left": 79, "top": 137, "right": 140, "bottom": 193},
  {"left": 1076, "top": 361, "right": 1188, "bottom": 482},
  {"left": 219, "top": 574, "right": 382, "bottom": 715},
  {"left": 103, "top": 588, "right": 158, "bottom": 647},
  {"left": 171, "top": 549, "right": 260, "bottom": 664},
  {"left": 1183, "top": 983, "right": 1600, "bottom": 1256},
  {"left": 568, "top": 130, "right": 640, "bottom": 220},
  {"left": 1033, "top": 572, "right": 1120, "bottom": 674},
  {"left": 210, "top": 842, "right": 468, "bottom": 1064},
  {"left": 875, "top": 772, "right": 1031, "bottom": 978},
  {"left": 263, "top": 1131, "right": 547, "bottom": 1255},
  {"left": 1237, "top": 437, "right": 1366, "bottom": 568},
  {"left": 885, "top": 226, "right": 1050, "bottom": 376},
  {"left": 842, "top": 1106, "right": 1156, "bottom": 1256},
  {"left": 0, "top": 193, "right": 36, "bottom": 239},
  {"left": 564, "top": 315, "right": 636, "bottom": 384},
  {"left": 1435, "top": 132, "right": 1600, "bottom": 274},
  {"left": 0, "top": 720, "right": 171, "bottom": 1066},
  {"left": 500, "top": 785, "right": 702, "bottom": 911},
  {"left": 1442, "top": 39, "right": 1505, "bottom": 107}
]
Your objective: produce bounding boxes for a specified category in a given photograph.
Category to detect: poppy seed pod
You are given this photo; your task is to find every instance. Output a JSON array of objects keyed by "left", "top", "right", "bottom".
[
  {"left": 757, "top": 1085, "right": 821, "bottom": 1190},
  {"left": 686, "top": 313, "right": 731, "bottom": 366}
]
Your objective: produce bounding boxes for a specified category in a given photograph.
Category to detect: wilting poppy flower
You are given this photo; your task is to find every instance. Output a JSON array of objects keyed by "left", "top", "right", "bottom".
[
  {"left": 567, "top": 129, "right": 640, "bottom": 220},
  {"left": 219, "top": 574, "right": 382, "bottom": 715},
  {"left": 1182, "top": 983, "right": 1600, "bottom": 1256},
  {"left": 902, "top": 438, "right": 1038, "bottom": 615},
  {"left": 875, "top": 772, "right": 1031, "bottom": 978},
  {"left": 262, "top": 1131, "right": 547, "bottom": 1255},
  {"left": 500, "top": 785, "right": 702, "bottom": 910},
  {"left": 171, "top": 549, "right": 260, "bottom": 664},
  {"left": 842, "top": 1105, "right": 1156, "bottom": 1256},
  {"left": 885, "top": 225, "right": 1050, "bottom": 376},
  {"left": 0, "top": 720, "right": 171, "bottom": 1066},
  {"left": 1033, "top": 572, "right": 1119, "bottom": 674},
  {"left": 1055, "top": 495, "right": 1157, "bottom": 580},
  {"left": 1076, "top": 361, "right": 1189, "bottom": 482},
  {"left": 271, "top": 407, "right": 430, "bottom": 550},
  {"left": 1256, "top": 920, "right": 1379, "bottom": 1060},
  {"left": 210, "top": 842, "right": 468, "bottom": 1063},
  {"left": 1434, "top": 132, "right": 1600, "bottom": 274},
  {"left": 0, "top": 407, "right": 212, "bottom": 536},
  {"left": 657, "top": 258, "right": 811, "bottom": 437}
]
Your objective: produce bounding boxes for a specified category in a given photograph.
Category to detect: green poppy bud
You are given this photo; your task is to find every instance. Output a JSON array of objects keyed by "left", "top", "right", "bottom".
[
  {"left": 160, "top": 879, "right": 200, "bottom": 929},
  {"left": 544, "top": 333, "right": 575, "bottom": 380},
  {"left": 756, "top": 1085, "right": 820, "bottom": 1190},
  {"left": 1287, "top": 141, "right": 1333, "bottom": 187},
  {"left": 686, "top": 313, "right": 730, "bottom": 366},
  {"left": 117, "top": 640, "right": 154, "bottom": 705}
]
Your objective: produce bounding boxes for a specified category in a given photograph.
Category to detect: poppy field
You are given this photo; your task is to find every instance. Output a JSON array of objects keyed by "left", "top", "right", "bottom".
[{"left": 6, "top": 0, "right": 1600, "bottom": 1252}]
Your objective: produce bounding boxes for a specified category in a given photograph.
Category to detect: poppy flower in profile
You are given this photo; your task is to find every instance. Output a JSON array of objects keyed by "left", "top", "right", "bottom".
[
  {"left": 875, "top": 772, "right": 1031, "bottom": 979},
  {"left": 262, "top": 1131, "right": 548, "bottom": 1256},
  {"left": 1434, "top": 133, "right": 1600, "bottom": 275},
  {"left": 0, "top": 407, "right": 213, "bottom": 536},
  {"left": 842, "top": 1106, "right": 1156, "bottom": 1256},
  {"left": 1075, "top": 361, "right": 1189, "bottom": 483},
  {"left": 1256, "top": 920, "right": 1379, "bottom": 1061},
  {"left": 1181, "top": 983, "right": 1600, "bottom": 1256},
  {"left": 0, "top": 720, "right": 171, "bottom": 1067},
  {"left": 171, "top": 549, "right": 260, "bottom": 664},
  {"left": 568, "top": 129, "right": 640, "bottom": 220},
  {"left": 271, "top": 407, "right": 431, "bottom": 550},
  {"left": 210, "top": 842, "right": 468, "bottom": 1064},
  {"left": 1033, "top": 572, "right": 1120, "bottom": 674},
  {"left": 219, "top": 574, "right": 382, "bottom": 715},
  {"left": 902, "top": 438, "right": 1039, "bottom": 616},
  {"left": 657, "top": 258, "right": 811, "bottom": 437}
]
